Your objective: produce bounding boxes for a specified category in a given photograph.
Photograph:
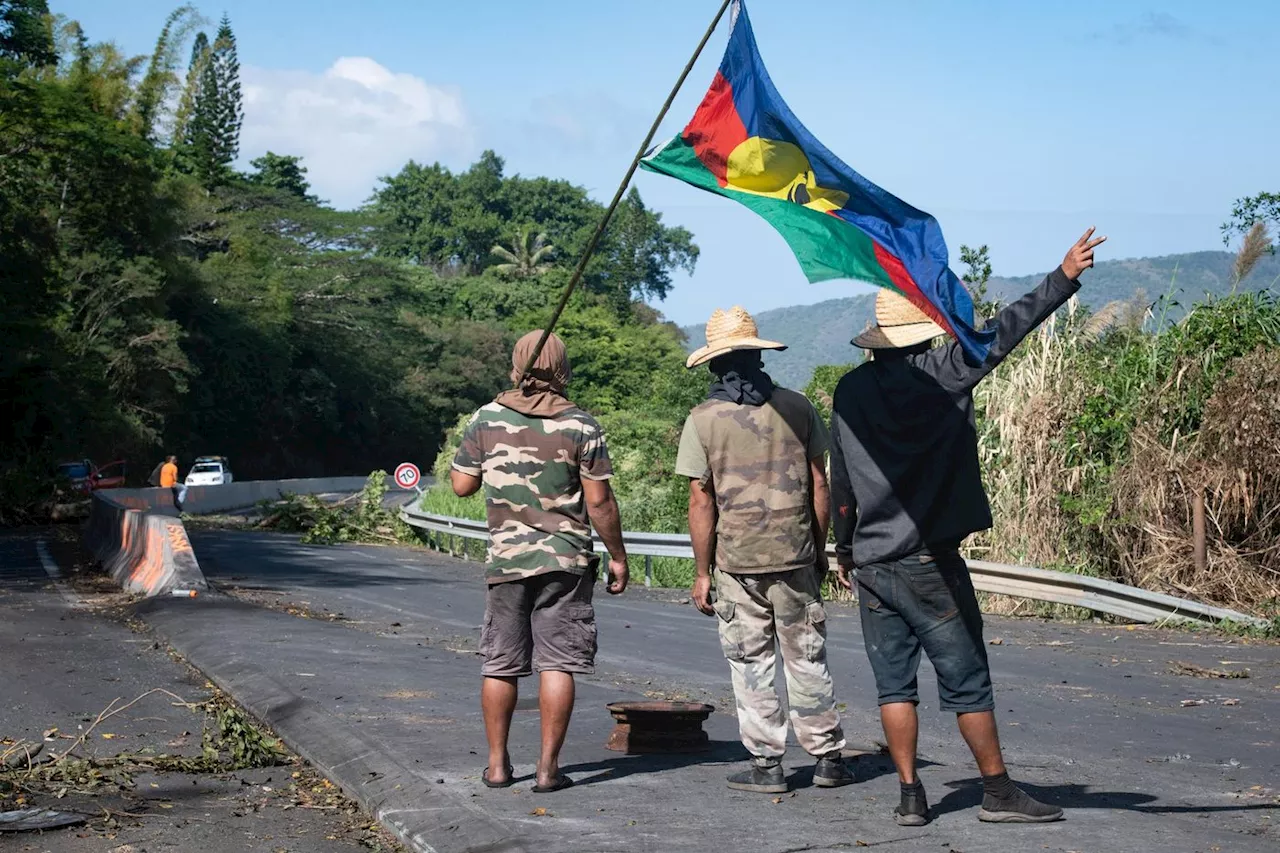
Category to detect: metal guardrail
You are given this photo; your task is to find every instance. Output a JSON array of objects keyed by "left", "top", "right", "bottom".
[{"left": 399, "top": 504, "right": 1267, "bottom": 627}]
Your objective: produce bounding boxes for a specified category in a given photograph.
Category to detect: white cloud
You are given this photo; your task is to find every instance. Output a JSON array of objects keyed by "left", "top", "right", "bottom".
[{"left": 240, "top": 58, "right": 472, "bottom": 208}]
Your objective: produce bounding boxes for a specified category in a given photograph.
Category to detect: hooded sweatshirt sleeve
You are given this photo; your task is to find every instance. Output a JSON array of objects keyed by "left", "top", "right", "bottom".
[{"left": 926, "top": 266, "right": 1082, "bottom": 393}]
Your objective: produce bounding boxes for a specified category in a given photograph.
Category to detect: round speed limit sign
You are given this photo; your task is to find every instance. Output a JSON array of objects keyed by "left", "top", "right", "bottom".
[{"left": 394, "top": 462, "right": 421, "bottom": 491}]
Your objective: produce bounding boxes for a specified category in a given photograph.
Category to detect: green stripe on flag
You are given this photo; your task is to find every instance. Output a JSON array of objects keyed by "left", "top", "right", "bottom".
[{"left": 641, "top": 135, "right": 894, "bottom": 289}]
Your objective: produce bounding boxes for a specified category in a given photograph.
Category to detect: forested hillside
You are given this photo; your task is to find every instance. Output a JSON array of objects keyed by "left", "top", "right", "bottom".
[{"left": 0, "top": 1, "right": 701, "bottom": 516}]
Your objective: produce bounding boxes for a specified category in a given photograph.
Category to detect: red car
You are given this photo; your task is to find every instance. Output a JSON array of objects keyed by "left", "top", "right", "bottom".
[{"left": 56, "top": 459, "right": 127, "bottom": 495}]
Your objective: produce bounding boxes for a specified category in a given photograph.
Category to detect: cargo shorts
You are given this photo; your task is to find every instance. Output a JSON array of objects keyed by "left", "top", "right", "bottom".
[
  {"left": 856, "top": 545, "right": 994, "bottom": 713},
  {"left": 480, "top": 567, "right": 597, "bottom": 678}
]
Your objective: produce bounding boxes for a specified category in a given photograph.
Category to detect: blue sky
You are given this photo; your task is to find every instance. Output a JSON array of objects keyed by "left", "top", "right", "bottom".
[{"left": 57, "top": 0, "right": 1280, "bottom": 324}]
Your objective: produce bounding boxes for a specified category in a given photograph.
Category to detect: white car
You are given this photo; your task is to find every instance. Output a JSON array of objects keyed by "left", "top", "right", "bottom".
[{"left": 185, "top": 458, "right": 234, "bottom": 486}]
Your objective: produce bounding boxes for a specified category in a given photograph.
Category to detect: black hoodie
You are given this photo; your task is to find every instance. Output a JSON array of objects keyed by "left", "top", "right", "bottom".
[{"left": 829, "top": 267, "right": 1080, "bottom": 567}]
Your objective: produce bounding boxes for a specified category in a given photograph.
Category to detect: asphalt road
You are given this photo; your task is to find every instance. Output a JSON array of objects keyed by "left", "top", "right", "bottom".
[
  {"left": 182, "top": 529, "right": 1279, "bottom": 852},
  {"left": 0, "top": 530, "right": 406, "bottom": 852}
]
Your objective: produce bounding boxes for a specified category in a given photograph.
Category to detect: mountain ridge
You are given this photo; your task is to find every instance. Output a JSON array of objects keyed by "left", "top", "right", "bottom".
[{"left": 679, "top": 249, "right": 1280, "bottom": 388}]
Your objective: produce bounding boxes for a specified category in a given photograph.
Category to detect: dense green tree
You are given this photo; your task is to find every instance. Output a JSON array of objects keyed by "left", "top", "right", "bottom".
[
  {"left": 1, "top": 16, "right": 195, "bottom": 494},
  {"left": 370, "top": 153, "right": 506, "bottom": 274},
  {"left": 0, "top": 0, "right": 56, "bottom": 68},
  {"left": 370, "top": 153, "right": 698, "bottom": 314},
  {"left": 1, "top": 0, "right": 51, "bottom": 65},
  {"left": 247, "top": 151, "right": 315, "bottom": 201},
  {"left": 1, "top": 4, "right": 706, "bottom": 513},
  {"left": 585, "top": 187, "right": 698, "bottom": 311}
]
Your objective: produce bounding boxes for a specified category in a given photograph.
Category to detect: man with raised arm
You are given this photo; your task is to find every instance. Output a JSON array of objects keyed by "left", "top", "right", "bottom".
[
  {"left": 829, "top": 229, "right": 1107, "bottom": 826},
  {"left": 450, "top": 330, "right": 628, "bottom": 794},
  {"left": 678, "top": 306, "right": 852, "bottom": 794}
]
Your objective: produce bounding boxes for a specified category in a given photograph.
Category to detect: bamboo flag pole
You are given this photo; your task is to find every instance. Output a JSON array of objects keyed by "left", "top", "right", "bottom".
[{"left": 515, "top": 0, "right": 734, "bottom": 386}]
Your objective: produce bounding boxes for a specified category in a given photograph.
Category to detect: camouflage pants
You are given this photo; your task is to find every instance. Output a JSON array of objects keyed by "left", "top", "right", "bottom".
[{"left": 713, "top": 567, "right": 846, "bottom": 759}]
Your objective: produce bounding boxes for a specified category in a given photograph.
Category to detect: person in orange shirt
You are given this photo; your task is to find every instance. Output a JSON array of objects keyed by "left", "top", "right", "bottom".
[
  {"left": 159, "top": 456, "right": 178, "bottom": 488},
  {"left": 159, "top": 455, "right": 185, "bottom": 511}
]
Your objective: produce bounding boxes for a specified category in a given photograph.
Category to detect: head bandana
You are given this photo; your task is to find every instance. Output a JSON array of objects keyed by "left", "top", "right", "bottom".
[
  {"left": 494, "top": 330, "right": 576, "bottom": 418},
  {"left": 707, "top": 350, "right": 776, "bottom": 406}
]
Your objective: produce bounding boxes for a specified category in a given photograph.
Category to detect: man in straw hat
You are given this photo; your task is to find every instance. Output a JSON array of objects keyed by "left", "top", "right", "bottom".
[
  {"left": 451, "top": 330, "right": 629, "bottom": 793},
  {"left": 829, "top": 228, "right": 1107, "bottom": 825},
  {"left": 677, "top": 306, "right": 852, "bottom": 793}
]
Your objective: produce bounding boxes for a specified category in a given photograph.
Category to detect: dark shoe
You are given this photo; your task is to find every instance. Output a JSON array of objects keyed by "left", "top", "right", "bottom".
[
  {"left": 726, "top": 757, "right": 788, "bottom": 793},
  {"left": 894, "top": 783, "right": 930, "bottom": 826},
  {"left": 979, "top": 787, "right": 1064, "bottom": 823},
  {"left": 813, "top": 754, "right": 854, "bottom": 788}
]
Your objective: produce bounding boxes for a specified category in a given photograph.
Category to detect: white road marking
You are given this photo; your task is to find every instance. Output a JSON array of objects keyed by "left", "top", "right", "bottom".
[{"left": 36, "top": 539, "right": 86, "bottom": 608}]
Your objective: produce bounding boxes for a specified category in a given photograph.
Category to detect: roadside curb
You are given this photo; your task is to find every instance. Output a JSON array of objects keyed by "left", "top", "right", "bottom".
[{"left": 135, "top": 595, "right": 532, "bottom": 853}]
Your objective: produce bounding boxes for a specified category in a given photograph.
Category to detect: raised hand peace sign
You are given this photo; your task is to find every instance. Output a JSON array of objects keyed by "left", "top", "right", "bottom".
[{"left": 1063, "top": 227, "right": 1108, "bottom": 280}]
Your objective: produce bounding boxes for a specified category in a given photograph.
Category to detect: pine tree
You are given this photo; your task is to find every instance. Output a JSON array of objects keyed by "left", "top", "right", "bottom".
[
  {"left": 208, "top": 15, "right": 242, "bottom": 170},
  {"left": 182, "top": 15, "right": 242, "bottom": 186}
]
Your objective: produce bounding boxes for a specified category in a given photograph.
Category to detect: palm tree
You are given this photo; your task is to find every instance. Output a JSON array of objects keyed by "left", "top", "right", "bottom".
[{"left": 490, "top": 227, "right": 555, "bottom": 278}]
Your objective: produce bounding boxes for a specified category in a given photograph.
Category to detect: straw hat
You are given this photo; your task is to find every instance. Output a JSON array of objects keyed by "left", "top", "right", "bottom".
[
  {"left": 852, "top": 289, "right": 950, "bottom": 349},
  {"left": 686, "top": 306, "right": 787, "bottom": 368}
]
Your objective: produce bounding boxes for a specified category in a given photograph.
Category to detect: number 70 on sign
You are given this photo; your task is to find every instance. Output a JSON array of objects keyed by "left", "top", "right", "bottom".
[{"left": 394, "top": 462, "right": 423, "bottom": 495}]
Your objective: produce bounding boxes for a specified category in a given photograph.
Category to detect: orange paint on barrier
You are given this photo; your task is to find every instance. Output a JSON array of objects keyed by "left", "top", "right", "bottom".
[
  {"left": 118, "top": 513, "right": 133, "bottom": 558},
  {"left": 130, "top": 522, "right": 168, "bottom": 594},
  {"left": 166, "top": 524, "right": 192, "bottom": 555}
]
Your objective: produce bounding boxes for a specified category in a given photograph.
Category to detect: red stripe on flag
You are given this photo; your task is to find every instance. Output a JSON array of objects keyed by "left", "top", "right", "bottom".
[
  {"left": 872, "top": 241, "right": 956, "bottom": 336},
  {"left": 682, "top": 71, "right": 749, "bottom": 187}
]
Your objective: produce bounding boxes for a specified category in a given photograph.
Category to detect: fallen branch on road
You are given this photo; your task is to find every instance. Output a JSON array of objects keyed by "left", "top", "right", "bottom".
[
  {"left": 1170, "top": 661, "right": 1250, "bottom": 679},
  {"left": 254, "top": 471, "right": 419, "bottom": 547},
  {"left": 0, "top": 690, "right": 287, "bottom": 802}
]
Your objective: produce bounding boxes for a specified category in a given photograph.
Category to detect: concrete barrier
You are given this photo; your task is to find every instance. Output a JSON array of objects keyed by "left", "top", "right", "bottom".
[
  {"left": 83, "top": 476, "right": 389, "bottom": 597},
  {"left": 85, "top": 490, "right": 206, "bottom": 597},
  {"left": 164, "top": 475, "right": 382, "bottom": 515}
]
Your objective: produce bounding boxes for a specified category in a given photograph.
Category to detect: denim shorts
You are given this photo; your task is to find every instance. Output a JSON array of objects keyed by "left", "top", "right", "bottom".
[{"left": 856, "top": 546, "right": 993, "bottom": 713}]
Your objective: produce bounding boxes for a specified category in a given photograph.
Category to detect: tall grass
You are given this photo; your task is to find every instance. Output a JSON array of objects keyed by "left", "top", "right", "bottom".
[{"left": 970, "top": 254, "right": 1280, "bottom": 615}]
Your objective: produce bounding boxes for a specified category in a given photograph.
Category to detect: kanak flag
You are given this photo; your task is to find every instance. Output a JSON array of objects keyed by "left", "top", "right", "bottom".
[{"left": 641, "top": 0, "right": 993, "bottom": 361}]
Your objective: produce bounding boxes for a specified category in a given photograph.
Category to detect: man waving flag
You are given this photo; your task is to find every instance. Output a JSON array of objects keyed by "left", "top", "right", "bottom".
[{"left": 641, "top": 0, "right": 995, "bottom": 362}]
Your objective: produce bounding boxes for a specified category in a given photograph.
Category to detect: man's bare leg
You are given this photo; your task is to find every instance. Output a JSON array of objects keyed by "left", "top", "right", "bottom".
[
  {"left": 880, "top": 702, "right": 929, "bottom": 824},
  {"left": 880, "top": 702, "right": 919, "bottom": 782},
  {"left": 481, "top": 676, "right": 518, "bottom": 784},
  {"left": 536, "top": 671, "right": 575, "bottom": 788},
  {"left": 956, "top": 710, "right": 1006, "bottom": 776}
]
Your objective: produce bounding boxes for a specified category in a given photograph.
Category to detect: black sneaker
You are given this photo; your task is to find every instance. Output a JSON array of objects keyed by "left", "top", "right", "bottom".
[
  {"left": 895, "top": 783, "right": 930, "bottom": 826},
  {"left": 726, "top": 757, "right": 788, "bottom": 793},
  {"left": 978, "top": 787, "right": 1064, "bottom": 823},
  {"left": 813, "top": 754, "right": 854, "bottom": 788}
]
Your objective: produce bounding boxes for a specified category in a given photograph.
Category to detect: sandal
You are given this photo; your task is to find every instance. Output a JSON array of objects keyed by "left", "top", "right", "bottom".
[
  {"left": 482, "top": 764, "right": 515, "bottom": 788},
  {"left": 532, "top": 773, "right": 574, "bottom": 793}
]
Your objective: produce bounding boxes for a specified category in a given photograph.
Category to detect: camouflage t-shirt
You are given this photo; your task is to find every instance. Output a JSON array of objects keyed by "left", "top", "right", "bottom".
[
  {"left": 675, "top": 388, "right": 828, "bottom": 574},
  {"left": 452, "top": 402, "right": 613, "bottom": 585}
]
